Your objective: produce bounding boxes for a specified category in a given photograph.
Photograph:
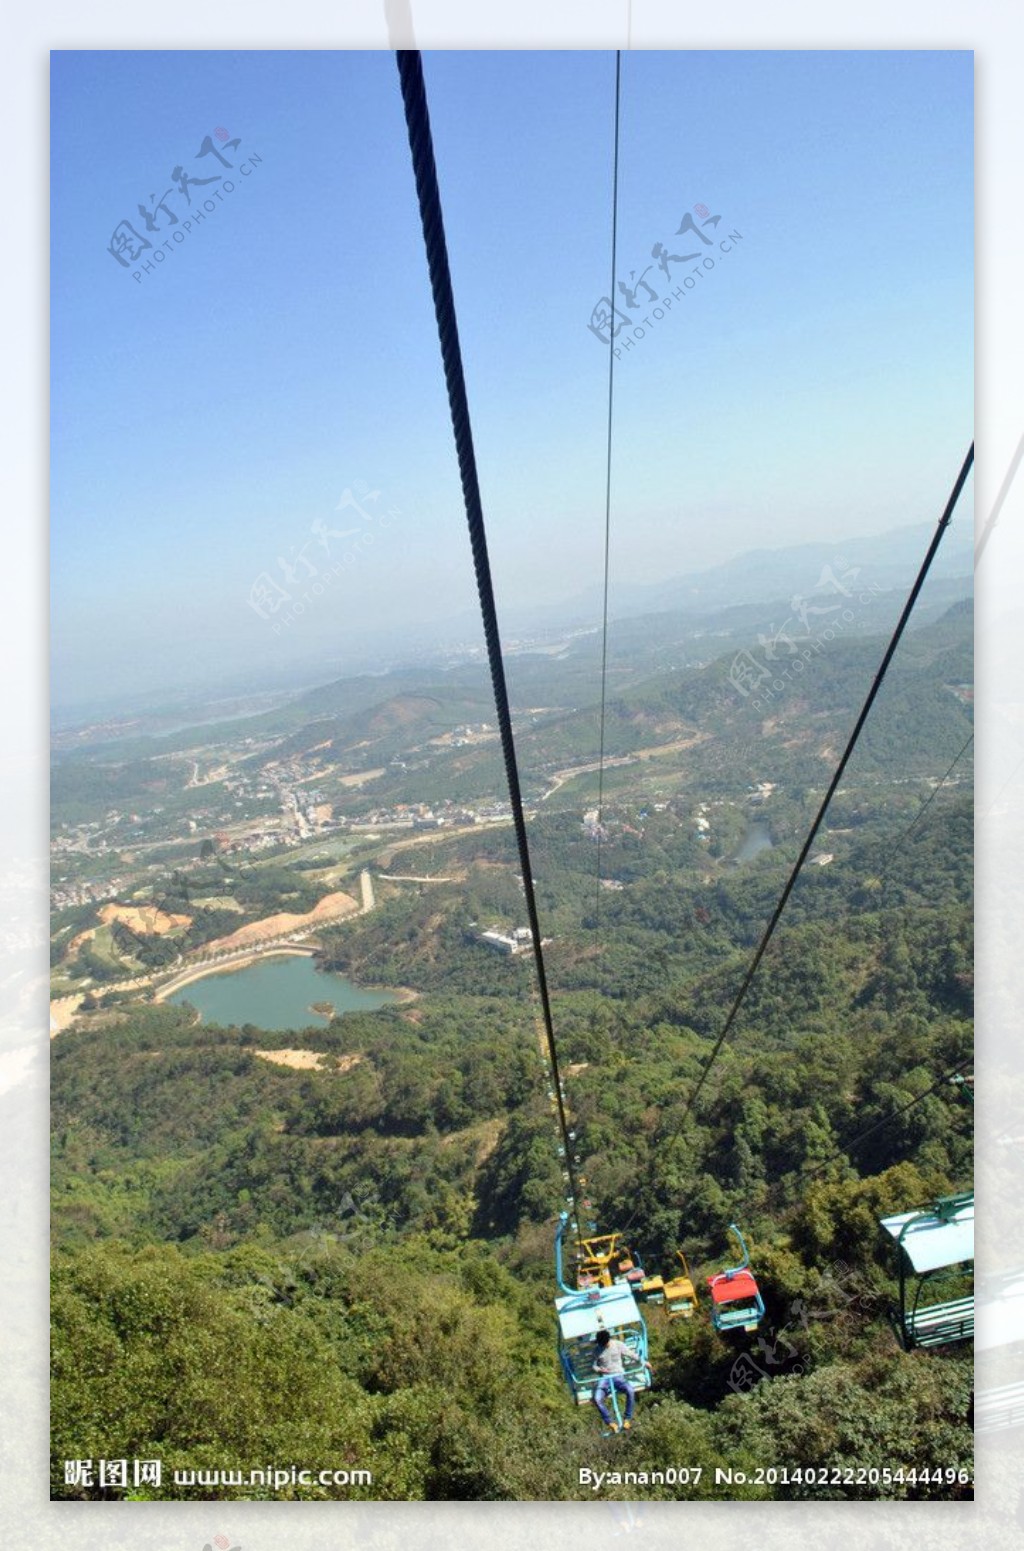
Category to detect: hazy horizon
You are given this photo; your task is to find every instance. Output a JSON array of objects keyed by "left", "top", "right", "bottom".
[
  {"left": 52, "top": 49, "right": 973, "bottom": 712},
  {"left": 51, "top": 511, "right": 974, "bottom": 728}
]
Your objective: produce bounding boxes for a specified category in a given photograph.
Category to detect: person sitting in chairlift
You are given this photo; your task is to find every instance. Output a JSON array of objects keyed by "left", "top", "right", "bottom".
[{"left": 592, "top": 1328, "right": 643, "bottom": 1432}]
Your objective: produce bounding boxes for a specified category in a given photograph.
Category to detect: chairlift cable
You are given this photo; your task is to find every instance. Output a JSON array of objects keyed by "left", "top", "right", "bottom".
[
  {"left": 594, "top": 50, "right": 623, "bottom": 930},
  {"left": 877, "top": 731, "right": 974, "bottom": 881},
  {"left": 629, "top": 443, "right": 974, "bottom": 1209},
  {"left": 801, "top": 1055, "right": 974, "bottom": 1182},
  {"left": 395, "top": 47, "right": 974, "bottom": 1273},
  {"left": 395, "top": 49, "right": 584, "bottom": 1237}
]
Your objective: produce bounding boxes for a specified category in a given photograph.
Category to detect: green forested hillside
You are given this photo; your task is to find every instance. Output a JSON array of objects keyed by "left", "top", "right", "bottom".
[
  {"left": 51, "top": 599, "right": 973, "bottom": 1501},
  {"left": 51, "top": 790, "right": 973, "bottom": 1499},
  {"left": 50, "top": 596, "right": 972, "bottom": 831}
]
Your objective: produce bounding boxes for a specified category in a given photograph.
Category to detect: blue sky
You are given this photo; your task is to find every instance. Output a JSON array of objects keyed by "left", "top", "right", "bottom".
[{"left": 51, "top": 49, "right": 973, "bottom": 710}]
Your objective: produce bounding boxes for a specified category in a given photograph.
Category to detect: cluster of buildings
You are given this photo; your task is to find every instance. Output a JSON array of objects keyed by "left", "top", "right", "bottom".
[
  {"left": 428, "top": 722, "right": 495, "bottom": 749},
  {"left": 203, "top": 827, "right": 287, "bottom": 857},
  {"left": 351, "top": 800, "right": 513, "bottom": 833},
  {"left": 51, "top": 821, "right": 107, "bottom": 858},
  {"left": 50, "top": 875, "right": 126, "bottom": 912},
  {"left": 180, "top": 769, "right": 335, "bottom": 852},
  {"left": 279, "top": 787, "right": 335, "bottom": 840}
]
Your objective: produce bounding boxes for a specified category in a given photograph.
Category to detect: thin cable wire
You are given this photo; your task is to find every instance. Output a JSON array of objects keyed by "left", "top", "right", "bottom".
[
  {"left": 394, "top": 50, "right": 584, "bottom": 1239},
  {"left": 657, "top": 443, "right": 975, "bottom": 1145},
  {"left": 801, "top": 1056, "right": 974, "bottom": 1182},
  {"left": 594, "top": 51, "right": 622, "bottom": 932},
  {"left": 877, "top": 731, "right": 973, "bottom": 880},
  {"left": 740, "top": 1052, "right": 975, "bottom": 1229}
]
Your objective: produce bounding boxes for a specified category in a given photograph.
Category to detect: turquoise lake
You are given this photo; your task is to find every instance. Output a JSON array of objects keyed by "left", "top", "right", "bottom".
[{"left": 168, "top": 953, "right": 397, "bottom": 1030}]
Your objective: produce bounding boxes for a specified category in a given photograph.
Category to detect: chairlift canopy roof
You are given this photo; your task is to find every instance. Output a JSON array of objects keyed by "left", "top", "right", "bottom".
[
  {"left": 879, "top": 1198, "right": 974, "bottom": 1274},
  {"left": 707, "top": 1270, "right": 760, "bottom": 1304},
  {"left": 555, "top": 1281, "right": 642, "bottom": 1340}
]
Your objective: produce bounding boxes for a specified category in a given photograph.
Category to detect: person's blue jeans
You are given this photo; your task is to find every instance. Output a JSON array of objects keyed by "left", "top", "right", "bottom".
[{"left": 594, "top": 1373, "right": 635, "bottom": 1425}]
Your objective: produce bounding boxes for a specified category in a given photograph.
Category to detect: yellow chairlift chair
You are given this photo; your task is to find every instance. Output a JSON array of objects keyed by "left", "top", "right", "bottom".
[{"left": 663, "top": 1250, "right": 698, "bottom": 1320}]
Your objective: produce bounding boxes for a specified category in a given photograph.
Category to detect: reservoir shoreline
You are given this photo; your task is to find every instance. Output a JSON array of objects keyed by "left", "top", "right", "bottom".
[
  {"left": 153, "top": 944, "right": 314, "bottom": 1001},
  {"left": 162, "top": 948, "right": 413, "bottom": 1030}
]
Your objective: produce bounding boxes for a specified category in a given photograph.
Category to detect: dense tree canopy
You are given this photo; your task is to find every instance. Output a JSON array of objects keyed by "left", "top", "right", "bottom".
[{"left": 51, "top": 607, "right": 973, "bottom": 1501}]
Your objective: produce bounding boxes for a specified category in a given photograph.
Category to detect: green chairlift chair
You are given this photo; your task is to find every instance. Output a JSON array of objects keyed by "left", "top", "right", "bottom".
[{"left": 879, "top": 1191, "right": 974, "bottom": 1350}]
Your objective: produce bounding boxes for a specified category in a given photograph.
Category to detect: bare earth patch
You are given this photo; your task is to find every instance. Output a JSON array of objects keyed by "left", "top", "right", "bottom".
[
  {"left": 49, "top": 994, "right": 85, "bottom": 1036},
  {"left": 440, "top": 1116, "right": 503, "bottom": 1163},
  {"left": 254, "top": 1049, "right": 326, "bottom": 1070},
  {"left": 202, "top": 891, "right": 359, "bottom": 953},
  {"left": 67, "top": 927, "right": 96, "bottom": 956},
  {"left": 98, "top": 902, "right": 193, "bottom": 934},
  {"left": 253, "top": 1049, "right": 365, "bottom": 1072},
  {"left": 339, "top": 768, "right": 386, "bottom": 788}
]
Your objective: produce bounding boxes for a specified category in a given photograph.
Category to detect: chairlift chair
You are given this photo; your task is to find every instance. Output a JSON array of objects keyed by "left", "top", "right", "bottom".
[
  {"left": 555, "top": 1215, "right": 652, "bottom": 1411},
  {"left": 638, "top": 1273, "right": 666, "bottom": 1305},
  {"left": 575, "top": 1231, "right": 645, "bottom": 1292},
  {"left": 879, "top": 1191, "right": 974, "bottom": 1349},
  {"left": 707, "top": 1223, "right": 765, "bottom": 1334},
  {"left": 663, "top": 1250, "right": 698, "bottom": 1320}
]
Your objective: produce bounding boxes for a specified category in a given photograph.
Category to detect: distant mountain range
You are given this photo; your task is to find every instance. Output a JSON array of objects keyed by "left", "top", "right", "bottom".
[
  {"left": 53, "top": 520, "right": 973, "bottom": 737},
  {"left": 499, "top": 520, "right": 974, "bottom": 636},
  {"left": 228, "top": 596, "right": 974, "bottom": 809}
]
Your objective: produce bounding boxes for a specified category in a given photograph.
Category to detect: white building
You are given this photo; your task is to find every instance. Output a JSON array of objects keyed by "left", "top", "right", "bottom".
[{"left": 477, "top": 926, "right": 539, "bottom": 955}]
